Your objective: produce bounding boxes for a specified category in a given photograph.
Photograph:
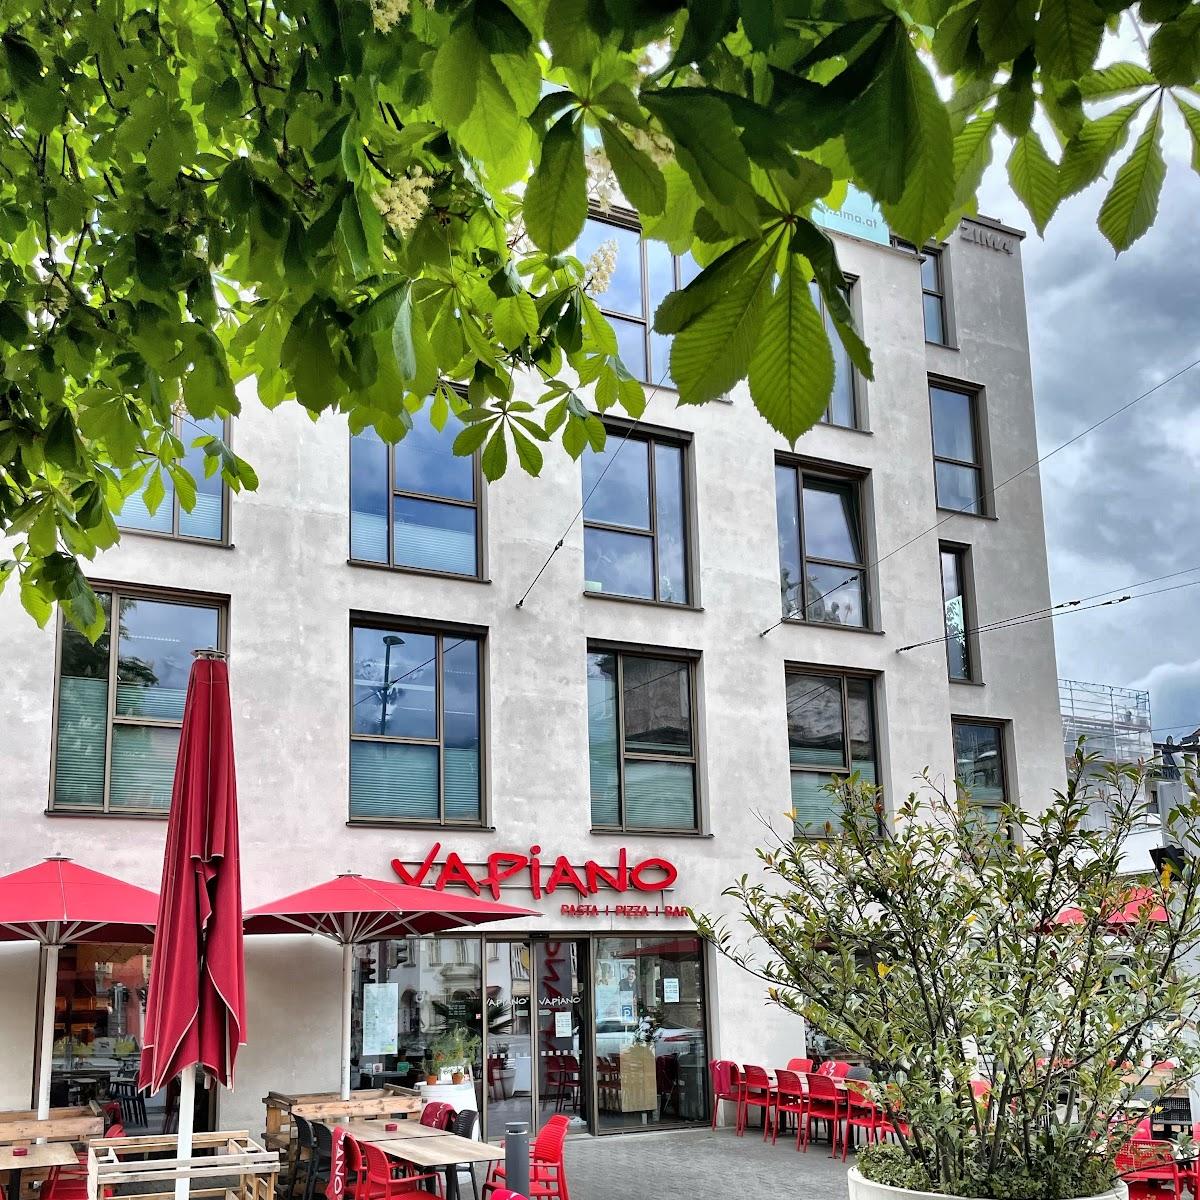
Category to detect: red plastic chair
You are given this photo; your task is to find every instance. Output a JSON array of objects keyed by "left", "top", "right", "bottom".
[
  {"left": 736, "top": 1065, "right": 776, "bottom": 1137},
  {"left": 488, "top": 1194, "right": 528, "bottom": 1200},
  {"left": 843, "top": 1080, "right": 882, "bottom": 1160},
  {"left": 1132, "top": 1116, "right": 1153, "bottom": 1140},
  {"left": 802, "top": 1072, "right": 847, "bottom": 1156},
  {"left": 769, "top": 1068, "right": 807, "bottom": 1149},
  {"left": 828, "top": 1061, "right": 852, "bottom": 1079},
  {"left": 709, "top": 1060, "right": 740, "bottom": 1129},
  {"left": 420, "top": 1101, "right": 452, "bottom": 1129},
  {"left": 363, "top": 1141, "right": 442, "bottom": 1198},
  {"left": 484, "top": 1114, "right": 570, "bottom": 1200},
  {"left": 1115, "top": 1139, "right": 1181, "bottom": 1199},
  {"left": 787, "top": 1058, "right": 814, "bottom": 1074},
  {"left": 44, "top": 1125, "right": 127, "bottom": 1200}
]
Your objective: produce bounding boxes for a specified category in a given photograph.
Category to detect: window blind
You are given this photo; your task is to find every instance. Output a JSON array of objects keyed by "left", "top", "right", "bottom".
[
  {"left": 350, "top": 741, "right": 439, "bottom": 819},
  {"left": 53, "top": 677, "right": 108, "bottom": 807},
  {"left": 109, "top": 726, "right": 178, "bottom": 811},
  {"left": 625, "top": 760, "right": 695, "bottom": 829}
]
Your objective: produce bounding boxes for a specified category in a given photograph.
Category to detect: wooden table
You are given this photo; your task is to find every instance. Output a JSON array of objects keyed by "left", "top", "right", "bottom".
[
  {"left": 337, "top": 1120, "right": 443, "bottom": 1143},
  {"left": 0, "top": 1143, "right": 77, "bottom": 1200},
  {"left": 377, "top": 1133, "right": 503, "bottom": 1200}
]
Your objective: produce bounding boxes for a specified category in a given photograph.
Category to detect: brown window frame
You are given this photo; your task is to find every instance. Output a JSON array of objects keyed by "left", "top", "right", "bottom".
[
  {"left": 929, "top": 381, "right": 987, "bottom": 516},
  {"left": 347, "top": 617, "right": 487, "bottom": 827},
  {"left": 939, "top": 543, "right": 977, "bottom": 682},
  {"left": 586, "top": 644, "right": 702, "bottom": 835},
  {"left": 48, "top": 584, "right": 229, "bottom": 817},
  {"left": 951, "top": 718, "right": 1009, "bottom": 826},
  {"left": 893, "top": 239, "right": 949, "bottom": 346}
]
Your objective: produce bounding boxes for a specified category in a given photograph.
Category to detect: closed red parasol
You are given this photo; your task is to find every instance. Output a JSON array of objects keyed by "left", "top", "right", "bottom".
[{"left": 1055, "top": 885, "right": 1168, "bottom": 927}]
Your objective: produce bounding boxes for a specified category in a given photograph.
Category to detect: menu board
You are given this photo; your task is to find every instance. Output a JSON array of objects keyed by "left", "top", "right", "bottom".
[{"left": 362, "top": 982, "right": 398, "bottom": 1055}]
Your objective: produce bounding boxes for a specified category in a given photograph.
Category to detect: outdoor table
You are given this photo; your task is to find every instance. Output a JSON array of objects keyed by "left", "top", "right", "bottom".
[
  {"left": 376, "top": 1132, "right": 503, "bottom": 1200},
  {"left": 0, "top": 1142, "right": 76, "bottom": 1200},
  {"left": 336, "top": 1120, "right": 443, "bottom": 1143}
]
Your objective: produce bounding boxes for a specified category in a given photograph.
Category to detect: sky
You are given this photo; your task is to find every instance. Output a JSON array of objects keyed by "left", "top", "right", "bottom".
[{"left": 975, "top": 83, "right": 1200, "bottom": 744}]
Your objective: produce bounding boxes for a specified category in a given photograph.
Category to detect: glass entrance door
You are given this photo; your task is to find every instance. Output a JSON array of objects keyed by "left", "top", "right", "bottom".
[
  {"left": 482, "top": 939, "right": 534, "bottom": 1138},
  {"left": 534, "top": 939, "right": 590, "bottom": 1132}
]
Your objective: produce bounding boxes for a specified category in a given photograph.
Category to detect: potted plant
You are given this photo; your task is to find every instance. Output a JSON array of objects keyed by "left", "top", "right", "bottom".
[{"left": 697, "top": 751, "right": 1200, "bottom": 1200}]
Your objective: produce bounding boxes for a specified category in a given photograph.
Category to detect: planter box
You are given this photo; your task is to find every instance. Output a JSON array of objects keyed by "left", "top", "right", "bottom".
[{"left": 846, "top": 1167, "right": 1129, "bottom": 1200}]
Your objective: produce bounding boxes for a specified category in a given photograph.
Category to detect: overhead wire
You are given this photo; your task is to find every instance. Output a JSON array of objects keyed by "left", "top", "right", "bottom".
[{"left": 759, "top": 355, "right": 1200, "bottom": 637}]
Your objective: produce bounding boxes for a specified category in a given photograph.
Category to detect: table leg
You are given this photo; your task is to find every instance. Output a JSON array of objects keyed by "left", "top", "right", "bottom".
[
  {"left": 7, "top": 1167, "right": 23, "bottom": 1200},
  {"left": 443, "top": 1165, "right": 459, "bottom": 1200}
]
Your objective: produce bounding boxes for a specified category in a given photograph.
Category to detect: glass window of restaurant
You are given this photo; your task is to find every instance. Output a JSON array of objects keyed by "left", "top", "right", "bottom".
[{"left": 44, "top": 944, "right": 210, "bottom": 1135}]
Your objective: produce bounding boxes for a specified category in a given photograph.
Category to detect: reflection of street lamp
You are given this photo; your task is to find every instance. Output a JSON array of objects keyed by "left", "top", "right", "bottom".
[{"left": 379, "top": 636, "right": 405, "bottom": 735}]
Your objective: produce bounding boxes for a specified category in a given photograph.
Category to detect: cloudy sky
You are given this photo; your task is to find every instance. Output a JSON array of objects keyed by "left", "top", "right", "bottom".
[{"left": 976, "top": 83, "right": 1200, "bottom": 744}]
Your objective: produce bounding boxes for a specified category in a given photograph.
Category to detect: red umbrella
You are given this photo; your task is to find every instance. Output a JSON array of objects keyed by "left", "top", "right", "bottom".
[
  {"left": 245, "top": 873, "right": 536, "bottom": 1098},
  {"left": 1055, "top": 885, "right": 1168, "bottom": 927},
  {"left": 0, "top": 856, "right": 158, "bottom": 1118},
  {"left": 140, "top": 651, "right": 245, "bottom": 1198}
]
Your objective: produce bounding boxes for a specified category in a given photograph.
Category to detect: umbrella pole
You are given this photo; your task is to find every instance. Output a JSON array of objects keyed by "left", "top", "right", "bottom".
[
  {"left": 340, "top": 942, "right": 353, "bottom": 1102},
  {"left": 175, "top": 1064, "right": 196, "bottom": 1200},
  {"left": 36, "top": 944, "right": 59, "bottom": 1124}
]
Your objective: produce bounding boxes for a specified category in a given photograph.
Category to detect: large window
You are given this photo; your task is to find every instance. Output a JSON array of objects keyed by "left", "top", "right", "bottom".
[
  {"left": 774, "top": 463, "right": 869, "bottom": 627},
  {"left": 582, "top": 429, "right": 690, "bottom": 605},
  {"left": 930, "top": 383, "right": 984, "bottom": 515},
  {"left": 587, "top": 650, "right": 698, "bottom": 832},
  {"left": 952, "top": 720, "right": 1008, "bottom": 827},
  {"left": 787, "top": 669, "right": 878, "bottom": 835},
  {"left": 350, "top": 411, "right": 481, "bottom": 577},
  {"left": 116, "top": 415, "right": 228, "bottom": 542},
  {"left": 810, "top": 281, "right": 860, "bottom": 428},
  {"left": 349, "top": 623, "right": 483, "bottom": 824},
  {"left": 51, "top": 589, "right": 224, "bottom": 814},
  {"left": 576, "top": 215, "right": 698, "bottom": 385},
  {"left": 894, "top": 240, "right": 948, "bottom": 344},
  {"left": 940, "top": 545, "right": 974, "bottom": 681}
]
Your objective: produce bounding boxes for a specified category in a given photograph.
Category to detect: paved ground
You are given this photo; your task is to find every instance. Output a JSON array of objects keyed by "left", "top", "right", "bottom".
[{"left": 564, "top": 1125, "right": 855, "bottom": 1200}]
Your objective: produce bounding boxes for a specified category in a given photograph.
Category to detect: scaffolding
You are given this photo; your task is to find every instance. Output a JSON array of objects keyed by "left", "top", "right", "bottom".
[{"left": 1060, "top": 678, "right": 1154, "bottom": 765}]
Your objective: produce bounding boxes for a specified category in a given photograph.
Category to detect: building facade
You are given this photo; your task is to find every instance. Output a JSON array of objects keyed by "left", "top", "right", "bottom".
[{"left": 0, "top": 212, "right": 1064, "bottom": 1138}]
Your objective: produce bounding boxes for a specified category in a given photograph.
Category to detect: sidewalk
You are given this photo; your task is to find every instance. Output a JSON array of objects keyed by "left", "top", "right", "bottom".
[{"left": 565, "top": 1125, "right": 854, "bottom": 1199}]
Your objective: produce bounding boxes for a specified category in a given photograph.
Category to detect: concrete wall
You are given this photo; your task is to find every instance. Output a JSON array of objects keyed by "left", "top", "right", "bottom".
[{"left": 0, "top": 219, "right": 1063, "bottom": 1126}]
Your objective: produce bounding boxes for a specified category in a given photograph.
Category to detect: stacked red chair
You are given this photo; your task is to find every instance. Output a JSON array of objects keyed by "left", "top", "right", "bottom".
[
  {"left": 1115, "top": 1139, "right": 1182, "bottom": 1200},
  {"left": 843, "top": 1080, "right": 883, "bottom": 1160},
  {"left": 708, "top": 1060, "right": 740, "bottom": 1129},
  {"left": 768, "top": 1068, "right": 808, "bottom": 1149},
  {"left": 802, "top": 1072, "right": 847, "bottom": 1156},
  {"left": 484, "top": 1115, "right": 570, "bottom": 1200},
  {"left": 736, "top": 1065, "right": 776, "bottom": 1136},
  {"left": 786, "top": 1058, "right": 814, "bottom": 1074}
]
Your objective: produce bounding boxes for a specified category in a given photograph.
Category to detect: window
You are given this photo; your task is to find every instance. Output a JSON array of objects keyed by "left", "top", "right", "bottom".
[
  {"left": 930, "top": 383, "right": 984, "bottom": 514},
  {"left": 894, "top": 240, "right": 948, "bottom": 344},
  {"left": 940, "top": 545, "right": 974, "bottom": 681},
  {"left": 115, "top": 415, "right": 228, "bottom": 542},
  {"left": 349, "top": 623, "right": 482, "bottom": 824},
  {"left": 787, "top": 669, "right": 878, "bottom": 835},
  {"left": 576, "top": 215, "right": 699, "bottom": 385},
  {"left": 810, "top": 281, "right": 860, "bottom": 428},
  {"left": 51, "top": 588, "right": 224, "bottom": 814},
  {"left": 774, "top": 463, "right": 869, "bottom": 627},
  {"left": 350, "top": 410, "right": 481, "bottom": 577},
  {"left": 587, "top": 649, "right": 698, "bottom": 831},
  {"left": 582, "top": 428, "right": 690, "bottom": 604},
  {"left": 952, "top": 720, "right": 1007, "bottom": 828}
]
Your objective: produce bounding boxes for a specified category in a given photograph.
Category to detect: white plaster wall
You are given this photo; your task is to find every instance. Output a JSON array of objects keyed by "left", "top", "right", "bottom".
[{"left": 0, "top": 221, "right": 1063, "bottom": 1123}]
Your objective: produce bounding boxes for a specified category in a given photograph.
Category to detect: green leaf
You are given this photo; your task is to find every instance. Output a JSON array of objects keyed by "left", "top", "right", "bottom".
[
  {"left": 19, "top": 572, "right": 53, "bottom": 627},
  {"left": 952, "top": 111, "right": 997, "bottom": 209},
  {"left": 1036, "top": 0, "right": 1105, "bottom": 79},
  {"left": 431, "top": 22, "right": 482, "bottom": 127},
  {"left": 1059, "top": 97, "right": 1149, "bottom": 196},
  {"left": 977, "top": 0, "right": 1037, "bottom": 61},
  {"left": 1098, "top": 99, "right": 1166, "bottom": 252},
  {"left": 481, "top": 426, "right": 508, "bottom": 480},
  {"left": 668, "top": 0, "right": 738, "bottom": 68},
  {"left": 1007, "top": 130, "right": 1061, "bottom": 234},
  {"left": 670, "top": 238, "right": 778, "bottom": 405},
  {"left": 494, "top": 293, "right": 539, "bottom": 346},
  {"left": 143, "top": 467, "right": 166, "bottom": 516},
  {"left": 511, "top": 424, "right": 544, "bottom": 475},
  {"left": 390, "top": 282, "right": 416, "bottom": 381},
  {"left": 1149, "top": 7, "right": 1200, "bottom": 85},
  {"left": 453, "top": 420, "right": 494, "bottom": 456},
  {"left": 1077, "top": 61, "right": 1156, "bottom": 96},
  {"left": 598, "top": 122, "right": 667, "bottom": 216},
  {"left": 748, "top": 251, "right": 835, "bottom": 444},
  {"left": 523, "top": 112, "right": 587, "bottom": 254},
  {"left": 1177, "top": 96, "right": 1200, "bottom": 171},
  {"left": 168, "top": 462, "right": 197, "bottom": 513},
  {"left": 654, "top": 239, "right": 763, "bottom": 334},
  {"left": 339, "top": 190, "right": 370, "bottom": 278}
]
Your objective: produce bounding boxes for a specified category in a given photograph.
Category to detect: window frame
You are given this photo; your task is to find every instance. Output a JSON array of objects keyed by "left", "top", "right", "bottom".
[
  {"left": 951, "top": 718, "right": 1009, "bottom": 826},
  {"left": 810, "top": 278, "right": 864, "bottom": 430},
  {"left": 929, "top": 381, "right": 987, "bottom": 516},
  {"left": 47, "top": 583, "right": 229, "bottom": 817},
  {"left": 892, "top": 238, "right": 950, "bottom": 346},
  {"left": 115, "top": 414, "right": 232, "bottom": 545},
  {"left": 347, "top": 616, "right": 488, "bottom": 828},
  {"left": 582, "top": 421, "right": 694, "bottom": 607},
  {"left": 587, "top": 643, "right": 702, "bottom": 835},
  {"left": 939, "top": 542, "right": 978, "bottom": 683},
  {"left": 786, "top": 665, "right": 880, "bottom": 839},
  {"left": 775, "top": 457, "right": 872, "bottom": 629},
  {"left": 348, "top": 420, "right": 486, "bottom": 581}
]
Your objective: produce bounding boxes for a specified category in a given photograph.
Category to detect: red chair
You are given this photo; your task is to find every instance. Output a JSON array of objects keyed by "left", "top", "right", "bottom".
[
  {"left": 44, "top": 1126, "right": 127, "bottom": 1200},
  {"left": 768, "top": 1068, "right": 807, "bottom": 1149},
  {"left": 363, "top": 1141, "right": 442, "bottom": 1198},
  {"left": 1132, "top": 1116, "right": 1153, "bottom": 1140},
  {"left": 484, "top": 1114, "right": 570, "bottom": 1200},
  {"left": 736, "top": 1065, "right": 775, "bottom": 1136},
  {"left": 421, "top": 1102, "right": 453, "bottom": 1129},
  {"left": 1115, "top": 1139, "right": 1182, "bottom": 1199},
  {"left": 802, "top": 1072, "right": 847, "bottom": 1156},
  {"left": 787, "top": 1058, "right": 814, "bottom": 1074},
  {"left": 709, "top": 1060, "right": 740, "bottom": 1129},
  {"left": 843, "top": 1080, "right": 882, "bottom": 1160},
  {"left": 828, "top": 1061, "right": 852, "bottom": 1079},
  {"left": 488, "top": 1194, "right": 528, "bottom": 1200}
]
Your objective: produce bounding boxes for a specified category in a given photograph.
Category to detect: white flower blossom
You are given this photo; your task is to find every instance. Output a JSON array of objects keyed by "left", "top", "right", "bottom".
[
  {"left": 586, "top": 147, "right": 618, "bottom": 213},
  {"left": 628, "top": 125, "right": 673, "bottom": 168},
  {"left": 369, "top": 0, "right": 409, "bottom": 33},
  {"left": 372, "top": 167, "right": 435, "bottom": 238},
  {"left": 584, "top": 238, "right": 618, "bottom": 296}
]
